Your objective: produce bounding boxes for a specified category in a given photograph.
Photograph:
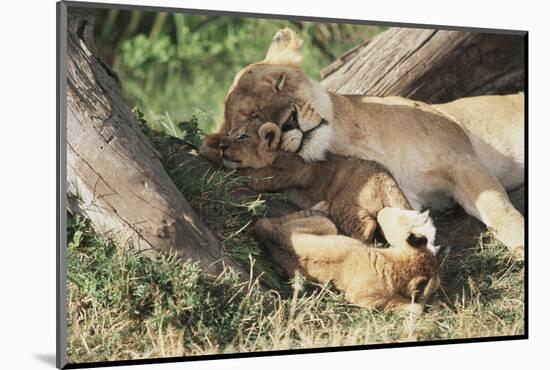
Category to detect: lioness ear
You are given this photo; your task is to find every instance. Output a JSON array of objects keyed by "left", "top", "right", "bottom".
[
  {"left": 276, "top": 73, "right": 286, "bottom": 92},
  {"left": 264, "top": 28, "right": 303, "bottom": 67},
  {"left": 261, "top": 72, "right": 288, "bottom": 92},
  {"left": 259, "top": 122, "right": 281, "bottom": 151}
]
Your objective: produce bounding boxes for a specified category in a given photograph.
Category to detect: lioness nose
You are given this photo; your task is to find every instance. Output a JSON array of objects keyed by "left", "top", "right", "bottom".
[{"left": 219, "top": 141, "right": 229, "bottom": 151}]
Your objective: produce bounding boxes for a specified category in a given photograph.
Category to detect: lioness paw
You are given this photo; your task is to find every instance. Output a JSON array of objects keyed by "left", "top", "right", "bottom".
[{"left": 296, "top": 101, "right": 326, "bottom": 132}]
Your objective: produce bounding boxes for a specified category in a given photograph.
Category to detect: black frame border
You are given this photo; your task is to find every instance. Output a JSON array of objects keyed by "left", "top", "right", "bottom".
[{"left": 56, "top": 1, "right": 529, "bottom": 369}]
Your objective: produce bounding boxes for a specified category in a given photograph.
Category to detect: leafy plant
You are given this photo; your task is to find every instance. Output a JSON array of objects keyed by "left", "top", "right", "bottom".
[{"left": 94, "top": 10, "right": 386, "bottom": 133}]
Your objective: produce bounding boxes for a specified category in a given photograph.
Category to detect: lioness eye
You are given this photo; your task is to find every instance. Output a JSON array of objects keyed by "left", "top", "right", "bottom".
[{"left": 238, "top": 134, "right": 249, "bottom": 140}]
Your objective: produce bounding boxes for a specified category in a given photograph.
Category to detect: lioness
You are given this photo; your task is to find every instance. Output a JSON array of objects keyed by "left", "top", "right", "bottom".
[
  {"left": 254, "top": 206, "right": 440, "bottom": 313},
  {"left": 201, "top": 28, "right": 525, "bottom": 259},
  {"left": 214, "top": 118, "right": 435, "bottom": 246}
]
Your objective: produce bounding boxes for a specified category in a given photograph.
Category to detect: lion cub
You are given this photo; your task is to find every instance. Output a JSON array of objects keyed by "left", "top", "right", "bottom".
[
  {"left": 254, "top": 207, "right": 440, "bottom": 312},
  {"left": 217, "top": 120, "right": 431, "bottom": 246}
]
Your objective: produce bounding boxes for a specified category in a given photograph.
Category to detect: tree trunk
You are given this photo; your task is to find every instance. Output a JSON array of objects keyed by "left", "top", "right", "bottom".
[
  {"left": 66, "top": 8, "right": 243, "bottom": 275},
  {"left": 321, "top": 28, "right": 525, "bottom": 104}
]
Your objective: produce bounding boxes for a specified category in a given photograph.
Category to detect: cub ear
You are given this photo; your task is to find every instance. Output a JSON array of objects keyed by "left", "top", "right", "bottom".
[
  {"left": 264, "top": 28, "right": 303, "bottom": 67},
  {"left": 258, "top": 122, "right": 281, "bottom": 151},
  {"left": 406, "top": 232, "right": 428, "bottom": 248}
]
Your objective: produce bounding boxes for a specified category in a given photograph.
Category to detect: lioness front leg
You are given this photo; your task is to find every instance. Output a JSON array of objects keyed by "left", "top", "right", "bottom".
[{"left": 449, "top": 157, "right": 525, "bottom": 259}]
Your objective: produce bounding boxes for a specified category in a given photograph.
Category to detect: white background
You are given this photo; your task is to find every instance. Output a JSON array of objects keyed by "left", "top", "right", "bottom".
[{"left": 1, "top": 0, "right": 547, "bottom": 368}]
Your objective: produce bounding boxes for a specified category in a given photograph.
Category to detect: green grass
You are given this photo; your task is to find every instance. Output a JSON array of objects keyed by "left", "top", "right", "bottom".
[{"left": 66, "top": 127, "right": 524, "bottom": 363}]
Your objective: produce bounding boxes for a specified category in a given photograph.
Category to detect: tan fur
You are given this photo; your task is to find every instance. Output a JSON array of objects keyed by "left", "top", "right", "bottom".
[
  {"left": 214, "top": 121, "right": 416, "bottom": 245},
  {"left": 199, "top": 28, "right": 525, "bottom": 259},
  {"left": 254, "top": 209, "right": 440, "bottom": 313}
]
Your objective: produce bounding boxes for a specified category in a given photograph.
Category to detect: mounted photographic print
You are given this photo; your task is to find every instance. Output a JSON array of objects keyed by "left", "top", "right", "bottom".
[{"left": 57, "top": 1, "right": 527, "bottom": 368}]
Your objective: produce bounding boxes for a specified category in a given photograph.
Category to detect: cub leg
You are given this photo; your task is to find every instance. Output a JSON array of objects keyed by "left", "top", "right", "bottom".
[
  {"left": 449, "top": 157, "right": 525, "bottom": 259},
  {"left": 272, "top": 201, "right": 330, "bottom": 223},
  {"left": 254, "top": 214, "right": 363, "bottom": 284},
  {"left": 330, "top": 200, "right": 378, "bottom": 244},
  {"left": 254, "top": 213, "right": 338, "bottom": 246}
]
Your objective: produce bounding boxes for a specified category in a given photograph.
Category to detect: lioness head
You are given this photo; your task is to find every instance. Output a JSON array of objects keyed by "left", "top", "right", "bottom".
[
  {"left": 215, "top": 28, "right": 334, "bottom": 162},
  {"left": 219, "top": 122, "right": 282, "bottom": 170}
]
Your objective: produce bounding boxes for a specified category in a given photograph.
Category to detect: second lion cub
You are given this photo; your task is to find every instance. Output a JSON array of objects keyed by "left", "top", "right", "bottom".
[{"left": 215, "top": 120, "right": 436, "bottom": 247}]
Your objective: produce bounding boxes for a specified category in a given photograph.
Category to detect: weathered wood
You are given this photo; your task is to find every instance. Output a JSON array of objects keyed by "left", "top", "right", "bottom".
[
  {"left": 320, "top": 40, "right": 370, "bottom": 80},
  {"left": 321, "top": 28, "right": 525, "bottom": 104},
  {"left": 66, "top": 8, "right": 243, "bottom": 275}
]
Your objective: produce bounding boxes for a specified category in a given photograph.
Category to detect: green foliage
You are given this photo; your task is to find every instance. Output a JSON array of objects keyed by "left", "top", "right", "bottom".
[
  {"left": 95, "top": 10, "right": 385, "bottom": 134},
  {"left": 177, "top": 115, "right": 204, "bottom": 147}
]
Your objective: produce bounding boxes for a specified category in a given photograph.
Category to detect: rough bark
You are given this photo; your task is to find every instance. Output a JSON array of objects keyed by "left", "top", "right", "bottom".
[
  {"left": 66, "top": 8, "right": 243, "bottom": 275},
  {"left": 321, "top": 27, "right": 525, "bottom": 104}
]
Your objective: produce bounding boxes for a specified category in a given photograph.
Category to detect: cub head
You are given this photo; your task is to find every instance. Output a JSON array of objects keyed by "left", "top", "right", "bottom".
[
  {"left": 219, "top": 122, "right": 282, "bottom": 170},
  {"left": 377, "top": 207, "right": 441, "bottom": 255},
  {"left": 201, "top": 28, "right": 333, "bottom": 163}
]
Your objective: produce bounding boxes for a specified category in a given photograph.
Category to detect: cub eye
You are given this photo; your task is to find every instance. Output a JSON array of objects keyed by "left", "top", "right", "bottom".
[{"left": 238, "top": 134, "right": 249, "bottom": 141}]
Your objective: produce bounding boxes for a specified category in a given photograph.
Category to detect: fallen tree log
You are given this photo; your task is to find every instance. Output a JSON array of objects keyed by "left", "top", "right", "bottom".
[
  {"left": 65, "top": 8, "right": 243, "bottom": 275},
  {"left": 321, "top": 27, "right": 525, "bottom": 104}
]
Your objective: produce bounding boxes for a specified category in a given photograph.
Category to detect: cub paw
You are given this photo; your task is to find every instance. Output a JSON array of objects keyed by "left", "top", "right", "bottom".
[
  {"left": 281, "top": 129, "right": 303, "bottom": 153},
  {"left": 199, "top": 133, "right": 224, "bottom": 164},
  {"left": 396, "top": 302, "right": 424, "bottom": 316},
  {"left": 309, "top": 201, "right": 329, "bottom": 215}
]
